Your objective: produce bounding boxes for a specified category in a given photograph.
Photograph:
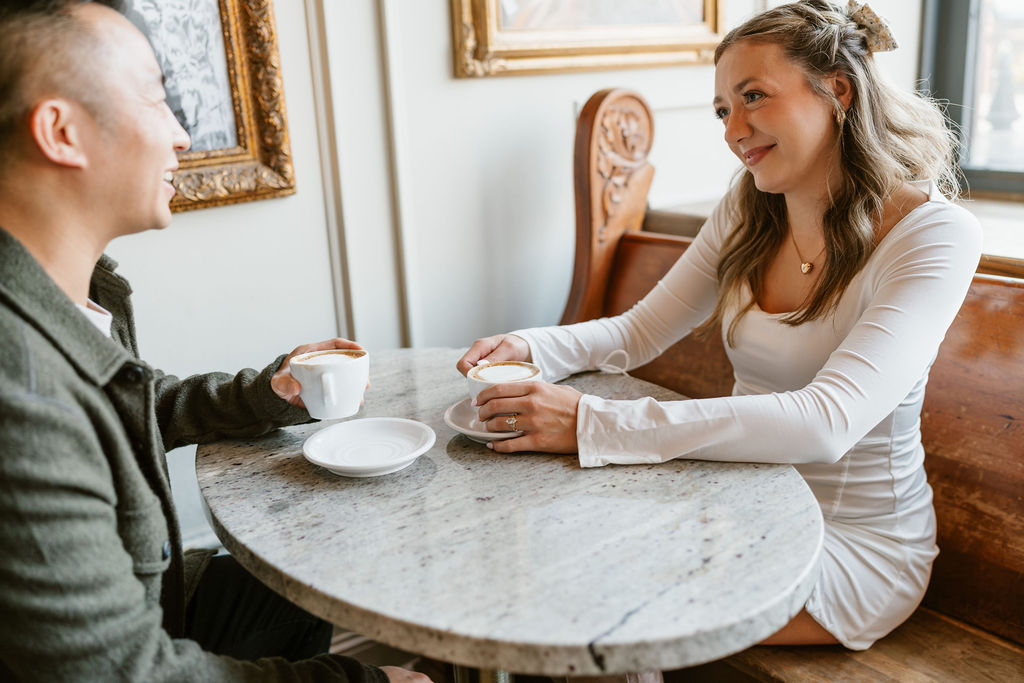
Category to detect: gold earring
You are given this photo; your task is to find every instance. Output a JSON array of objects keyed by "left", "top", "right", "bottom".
[{"left": 835, "top": 108, "right": 847, "bottom": 127}]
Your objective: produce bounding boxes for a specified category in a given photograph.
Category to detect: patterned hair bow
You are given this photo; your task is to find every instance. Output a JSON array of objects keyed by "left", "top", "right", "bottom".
[{"left": 847, "top": 1, "right": 898, "bottom": 52}]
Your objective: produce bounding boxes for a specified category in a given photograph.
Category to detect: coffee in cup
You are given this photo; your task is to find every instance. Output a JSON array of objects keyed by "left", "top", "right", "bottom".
[
  {"left": 467, "top": 360, "right": 543, "bottom": 402},
  {"left": 290, "top": 349, "right": 369, "bottom": 420}
]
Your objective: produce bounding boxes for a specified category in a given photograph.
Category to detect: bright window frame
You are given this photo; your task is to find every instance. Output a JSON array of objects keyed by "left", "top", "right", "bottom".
[{"left": 920, "top": 0, "right": 1024, "bottom": 199}]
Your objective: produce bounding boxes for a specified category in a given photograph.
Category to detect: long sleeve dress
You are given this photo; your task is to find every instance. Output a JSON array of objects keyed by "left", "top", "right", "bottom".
[{"left": 512, "top": 181, "right": 982, "bottom": 649}]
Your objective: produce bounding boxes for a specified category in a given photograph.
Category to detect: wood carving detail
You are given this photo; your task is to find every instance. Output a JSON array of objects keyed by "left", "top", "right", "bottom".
[
  {"left": 458, "top": 22, "right": 510, "bottom": 77},
  {"left": 245, "top": 0, "right": 293, "bottom": 183},
  {"left": 596, "top": 103, "right": 653, "bottom": 243},
  {"left": 170, "top": 0, "right": 295, "bottom": 212}
]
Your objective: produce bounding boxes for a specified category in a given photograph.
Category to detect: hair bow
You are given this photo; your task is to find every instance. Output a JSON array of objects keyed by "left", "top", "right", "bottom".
[{"left": 847, "top": 1, "right": 898, "bottom": 52}]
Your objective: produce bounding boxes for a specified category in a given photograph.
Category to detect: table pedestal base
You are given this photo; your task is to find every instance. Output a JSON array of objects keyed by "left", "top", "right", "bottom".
[{"left": 453, "top": 666, "right": 512, "bottom": 683}]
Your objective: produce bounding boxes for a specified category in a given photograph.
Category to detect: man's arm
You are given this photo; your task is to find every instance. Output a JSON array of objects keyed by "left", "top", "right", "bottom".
[
  {"left": 0, "top": 392, "right": 391, "bottom": 682},
  {"left": 152, "top": 355, "right": 308, "bottom": 451},
  {"left": 152, "top": 338, "right": 363, "bottom": 451}
]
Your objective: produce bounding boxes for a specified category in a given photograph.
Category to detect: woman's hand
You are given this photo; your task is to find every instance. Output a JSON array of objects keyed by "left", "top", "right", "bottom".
[
  {"left": 475, "top": 381, "right": 583, "bottom": 454},
  {"left": 270, "top": 338, "right": 364, "bottom": 407},
  {"left": 456, "top": 334, "right": 530, "bottom": 376}
]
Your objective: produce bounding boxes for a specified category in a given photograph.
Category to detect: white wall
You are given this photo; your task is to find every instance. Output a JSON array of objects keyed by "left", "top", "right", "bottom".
[
  {"left": 328, "top": 0, "right": 923, "bottom": 350},
  {"left": 107, "top": 0, "right": 923, "bottom": 546},
  {"left": 107, "top": 1, "right": 339, "bottom": 547}
]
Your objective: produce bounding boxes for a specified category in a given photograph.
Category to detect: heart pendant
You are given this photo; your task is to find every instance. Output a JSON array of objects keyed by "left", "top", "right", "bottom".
[{"left": 800, "top": 262, "right": 813, "bottom": 274}]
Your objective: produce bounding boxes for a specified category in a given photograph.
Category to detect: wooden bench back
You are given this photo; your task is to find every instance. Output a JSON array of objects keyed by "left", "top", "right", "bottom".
[
  {"left": 919, "top": 275, "right": 1024, "bottom": 644},
  {"left": 562, "top": 88, "right": 1024, "bottom": 645}
]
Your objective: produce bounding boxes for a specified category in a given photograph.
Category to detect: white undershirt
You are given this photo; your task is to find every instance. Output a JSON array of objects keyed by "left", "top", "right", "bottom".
[{"left": 76, "top": 299, "right": 114, "bottom": 338}]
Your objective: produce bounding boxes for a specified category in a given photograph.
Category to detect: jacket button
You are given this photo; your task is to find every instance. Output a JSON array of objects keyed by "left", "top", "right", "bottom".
[
  {"left": 119, "top": 364, "right": 145, "bottom": 383},
  {"left": 162, "top": 540, "right": 172, "bottom": 560}
]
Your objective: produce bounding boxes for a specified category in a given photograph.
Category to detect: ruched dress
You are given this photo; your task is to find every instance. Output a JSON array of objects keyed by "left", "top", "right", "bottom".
[{"left": 512, "top": 181, "right": 982, "bottom": 649}]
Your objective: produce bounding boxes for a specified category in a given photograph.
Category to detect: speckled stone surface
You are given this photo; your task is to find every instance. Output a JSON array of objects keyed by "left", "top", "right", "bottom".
[{"left": 197, "top": 348, "right": 823, "bottom": 675}]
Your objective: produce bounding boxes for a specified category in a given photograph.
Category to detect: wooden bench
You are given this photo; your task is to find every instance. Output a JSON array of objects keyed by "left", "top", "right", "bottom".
[{"left": 565, "top": 88, "right": 1024, "bottom": 681}]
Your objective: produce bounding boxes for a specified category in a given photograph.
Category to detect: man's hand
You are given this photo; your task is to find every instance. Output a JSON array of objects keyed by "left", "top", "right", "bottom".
[
  {"left": 270, "top": 338, "right": 364, "bottom": 408},
  {"left": 380, "top": 666, "right": 434, "bottom": 683}
]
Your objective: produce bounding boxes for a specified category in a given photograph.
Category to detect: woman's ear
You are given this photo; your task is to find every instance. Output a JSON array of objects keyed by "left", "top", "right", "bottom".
[
  {"left": 28, "top": 98, "right": 89, "bottom": 169},
  {"left": 831, "top": 71, "right": 854, "bottom": 112}
]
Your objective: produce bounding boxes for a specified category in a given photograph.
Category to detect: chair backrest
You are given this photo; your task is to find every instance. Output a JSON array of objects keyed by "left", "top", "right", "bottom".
[
  {"left": 562, "top": 88, "right": 655, "bottom": 326},
  {"left": 561, "top": 88, "right": 733, "bottom": 399},
  {"left": 563, "top": 88, "right": 1024, "bottom": 645}
]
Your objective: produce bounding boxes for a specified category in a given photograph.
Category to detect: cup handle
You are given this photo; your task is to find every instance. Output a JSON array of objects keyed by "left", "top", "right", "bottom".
[{"left": 321, "top": 374, "right": 337, "bottom": 407}]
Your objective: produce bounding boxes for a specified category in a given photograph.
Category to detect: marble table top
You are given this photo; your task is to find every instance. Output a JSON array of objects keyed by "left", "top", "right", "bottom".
[{"left": 196, "top": 348, "right": 823, "bottom": 675}]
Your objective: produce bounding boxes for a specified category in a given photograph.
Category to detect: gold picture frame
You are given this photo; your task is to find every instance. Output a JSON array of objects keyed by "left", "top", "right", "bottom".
[
  {"left": 452, "top": 0, "right": 723, "bottom": 77},
  {"left": 128, "top": 0, "right": 295, "bottom": 212}
]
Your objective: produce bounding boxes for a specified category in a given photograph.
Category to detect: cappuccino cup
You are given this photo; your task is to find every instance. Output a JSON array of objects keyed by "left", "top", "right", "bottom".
[
  {"left": 467, "top": 360, "right": 543, "bottom": 403},
  {"left": 290, "top": 349, "right": 369, "bottom": 420}
]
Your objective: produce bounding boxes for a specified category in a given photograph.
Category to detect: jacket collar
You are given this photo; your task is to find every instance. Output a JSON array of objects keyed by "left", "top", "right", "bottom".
[{"left": 0, "top": 226, "right": 132, "bottom": 386}]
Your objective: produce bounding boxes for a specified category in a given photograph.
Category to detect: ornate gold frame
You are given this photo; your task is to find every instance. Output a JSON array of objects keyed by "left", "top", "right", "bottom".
[
  {"left": 170, "top": 0, "right": 294, "bottom": 212},
  {"left": 451, "top": 0, "right": 722, "bottom": 77}
]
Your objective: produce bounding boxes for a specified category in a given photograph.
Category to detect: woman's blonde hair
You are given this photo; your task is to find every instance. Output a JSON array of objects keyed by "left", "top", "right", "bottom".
[{"left": 698, "top": 0, "right": 960, "bottom": 345}]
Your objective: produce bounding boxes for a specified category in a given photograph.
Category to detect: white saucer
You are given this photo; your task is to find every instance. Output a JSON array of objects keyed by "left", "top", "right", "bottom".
[
  {"left": 443, "top": 398, "right": 522, "bottom": 444},
  {"left": 302, "top": 418, "right": 435, "bottom": 477}
]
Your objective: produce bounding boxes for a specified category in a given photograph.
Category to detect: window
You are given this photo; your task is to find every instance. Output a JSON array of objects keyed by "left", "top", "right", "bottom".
[
  {"left": 922, "top": 0, "right": 1024, "bottom": 274},
  {"left": 921, "top": 0, "right": 1024, "bottom": 197}
]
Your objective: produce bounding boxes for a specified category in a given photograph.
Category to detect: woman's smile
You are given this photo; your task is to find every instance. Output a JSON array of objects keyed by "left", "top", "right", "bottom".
[{"left": 742, "top": 144, "right": 776, "bottom": 166}]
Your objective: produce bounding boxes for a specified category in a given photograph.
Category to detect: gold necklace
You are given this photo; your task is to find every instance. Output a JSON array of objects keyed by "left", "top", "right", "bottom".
[{"left": 789, "top": 230, "right": 826, "bottom": 275}]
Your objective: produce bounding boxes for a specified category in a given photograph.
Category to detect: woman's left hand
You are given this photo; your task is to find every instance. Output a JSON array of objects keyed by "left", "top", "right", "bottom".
[{"left": 474, "top": 382, "right": 583, "bottom": 454}]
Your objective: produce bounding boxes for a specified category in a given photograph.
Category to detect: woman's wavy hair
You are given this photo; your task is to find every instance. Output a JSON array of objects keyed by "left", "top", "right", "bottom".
[{"left": 697, "top": 0, "right": 960, "bottom": 345}]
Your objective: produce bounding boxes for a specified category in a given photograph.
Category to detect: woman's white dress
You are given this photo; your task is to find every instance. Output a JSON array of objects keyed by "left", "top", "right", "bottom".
[{"left": 512, "top": 181, "right": 982, "bottom": 649}]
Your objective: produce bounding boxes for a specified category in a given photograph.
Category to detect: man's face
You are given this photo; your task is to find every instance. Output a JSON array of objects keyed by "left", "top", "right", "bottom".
[{"left": 76, "top": 4, "right": 191, "bottom": 236}]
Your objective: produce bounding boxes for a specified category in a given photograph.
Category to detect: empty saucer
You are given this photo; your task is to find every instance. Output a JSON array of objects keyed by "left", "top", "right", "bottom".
[{"left": 303, "top": 417, "right": 435, "bottom": 477}]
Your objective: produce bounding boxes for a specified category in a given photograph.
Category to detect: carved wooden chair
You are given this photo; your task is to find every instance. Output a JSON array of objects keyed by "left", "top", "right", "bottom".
[{"left": 561, "top": 88, "right": 733, "bottom": 399}]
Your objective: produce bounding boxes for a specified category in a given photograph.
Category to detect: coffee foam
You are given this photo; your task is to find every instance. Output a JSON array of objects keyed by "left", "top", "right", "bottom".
[
  {"left": 294, "top": 350, "right": 364, "bottom": 365},
  {"left": 471, "top": 362, "right": 539, "bottom": 382}
]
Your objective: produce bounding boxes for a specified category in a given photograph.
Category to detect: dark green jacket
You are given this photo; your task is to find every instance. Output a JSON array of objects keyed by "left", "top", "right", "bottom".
[{"left": 0, "top": 227, "right": 387, "bottom": 683}]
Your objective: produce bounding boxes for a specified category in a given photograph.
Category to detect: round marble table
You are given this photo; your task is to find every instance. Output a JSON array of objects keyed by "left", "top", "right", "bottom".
[{"left": 196, "top": 348, "right": 823, "bottom": 675}]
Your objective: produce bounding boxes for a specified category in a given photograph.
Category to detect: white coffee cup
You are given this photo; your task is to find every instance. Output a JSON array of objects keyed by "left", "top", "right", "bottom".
[
  {"left": 467, "top": 360, "right": 543, "bottom": 403},
  {"left": 290, "top": 349, "right": 369, "bottom": 420}
]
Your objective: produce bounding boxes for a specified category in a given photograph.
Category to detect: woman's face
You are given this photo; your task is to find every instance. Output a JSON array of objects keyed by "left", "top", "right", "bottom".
[{"left": 713, "top": 41, "right": 845, "bottom": 200}]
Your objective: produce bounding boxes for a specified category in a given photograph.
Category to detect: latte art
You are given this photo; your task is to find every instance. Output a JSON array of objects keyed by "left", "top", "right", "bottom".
[
  {"left": 293, "top": 350, "right": 365, "bottom": 366},
  {"left": 470, "top": 362, "right": 540, "bottom": 383}
]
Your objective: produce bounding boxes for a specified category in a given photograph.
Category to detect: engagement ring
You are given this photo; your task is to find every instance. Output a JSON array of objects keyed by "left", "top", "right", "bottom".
[{"left": 505, "top": 415, "right": 518, "bottom": 431}]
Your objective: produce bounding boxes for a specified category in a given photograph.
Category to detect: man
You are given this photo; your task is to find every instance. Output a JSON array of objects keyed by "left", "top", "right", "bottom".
[{"left": 0, "top": 2, "right": 430, "bottom": 680}]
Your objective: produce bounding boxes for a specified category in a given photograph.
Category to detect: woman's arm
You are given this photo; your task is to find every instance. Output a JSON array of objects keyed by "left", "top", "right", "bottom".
[
  {"left": 513, "top": 192, "right": 732, "bottom": 382},
  {"left": 576, "top": 202, "right": 982, "bottom": 466}
]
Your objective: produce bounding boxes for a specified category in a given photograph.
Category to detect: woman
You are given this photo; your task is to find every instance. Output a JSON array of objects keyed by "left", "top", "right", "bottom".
[{"left": 457, "top": 0, "right": 982, "bottom": 650}]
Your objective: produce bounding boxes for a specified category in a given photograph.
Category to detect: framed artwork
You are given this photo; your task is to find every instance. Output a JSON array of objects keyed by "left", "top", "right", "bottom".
[
  {"left": 123, "top": 0, "right": 295, "bottom": 212},
  {"left": 452, "top": 0, "right": 723, "bottom": 77}
]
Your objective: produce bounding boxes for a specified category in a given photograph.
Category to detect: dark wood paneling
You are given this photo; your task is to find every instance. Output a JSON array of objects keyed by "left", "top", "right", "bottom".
[
  {"left": 920, "top": 275, "right": 1024, "bottom": 644},
  {"left": 603, "top": 233, "right": 733, "bottom": 400}
]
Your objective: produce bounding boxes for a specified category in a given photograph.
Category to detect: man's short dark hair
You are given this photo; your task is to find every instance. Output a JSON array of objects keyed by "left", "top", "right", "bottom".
[{"left": 0, "top": 1, "right": 123, "bottom": 175}]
